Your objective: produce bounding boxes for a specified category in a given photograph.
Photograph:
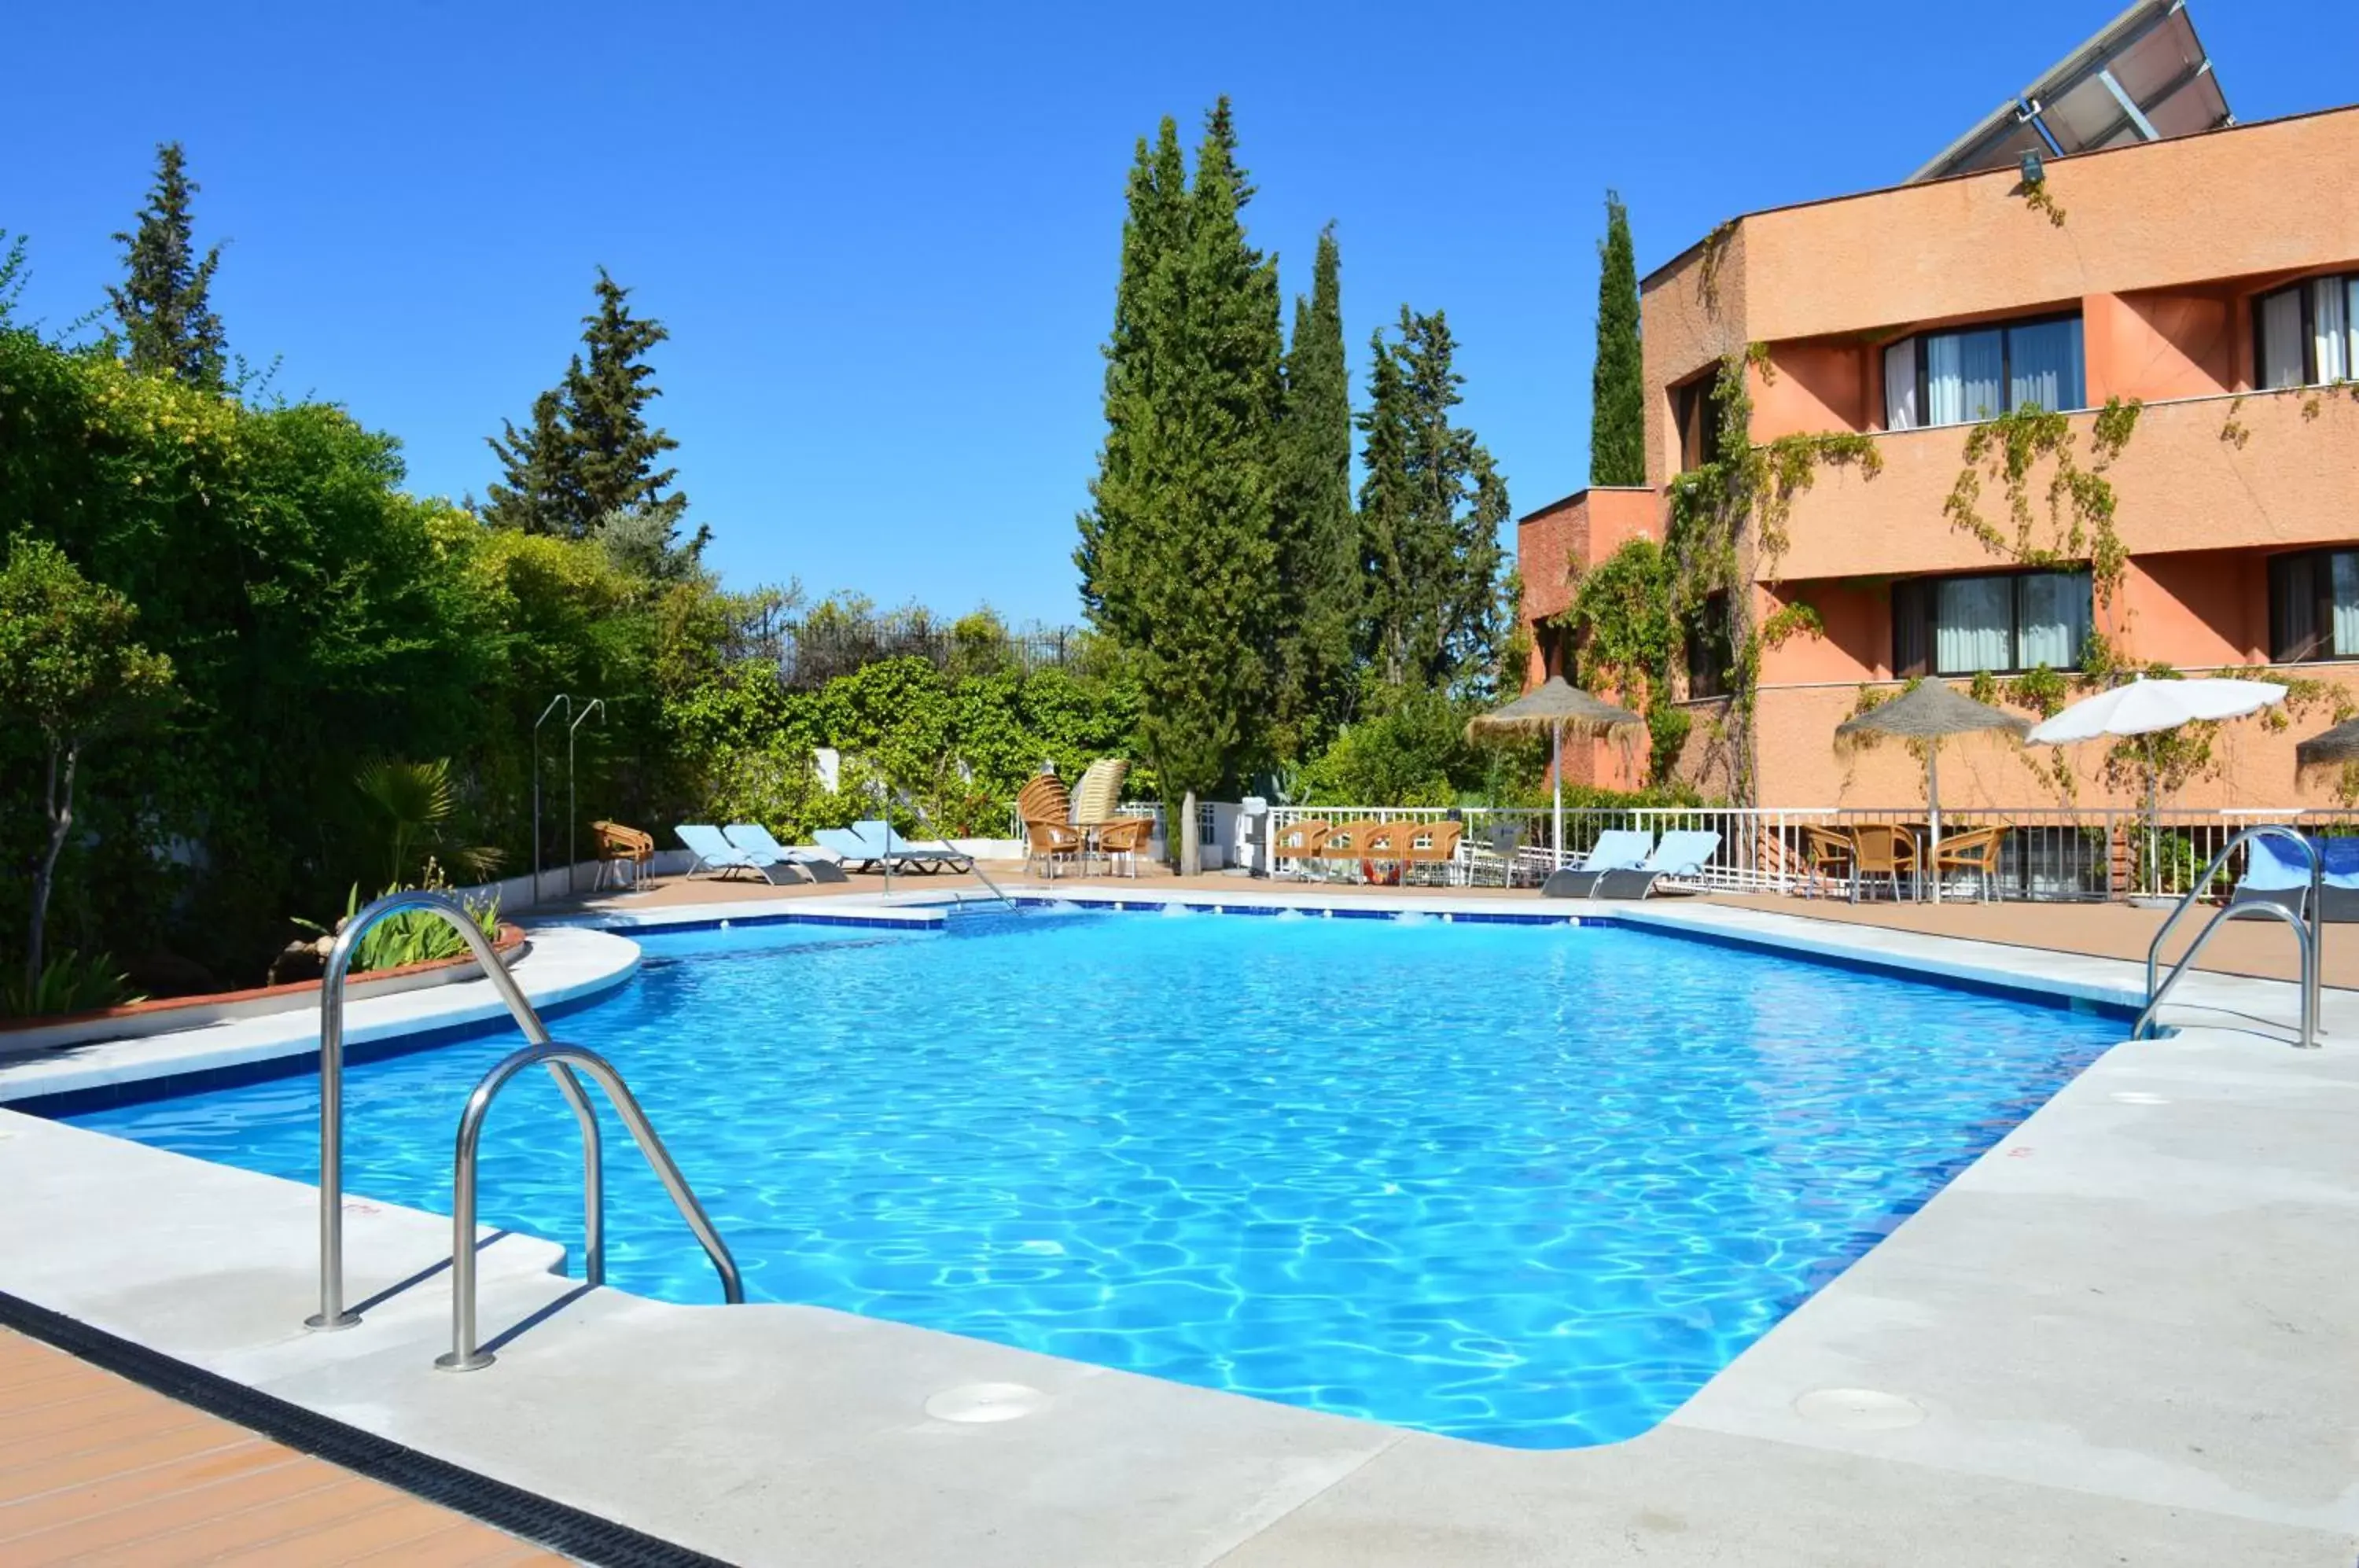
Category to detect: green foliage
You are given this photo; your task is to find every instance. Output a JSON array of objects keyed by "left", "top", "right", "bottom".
[
  {"left": 0, "top": 533, "right": 175, "bottom": 994},
  {"left": 296, "top": 882, "right": 504, "bottom": 976},
  {"left": 1554, "top": 537, "right": 1688, "bottom": 786},
  {"left": 1272, "top": 225, "right": 1359, "bottom": 756},
  {"left": 3, "top": 949, "right": 140, "bottom": 1018},
  {"left": 1945, "top": 398, "right": 2140, "bottom": 608},
  {"left": 107, "top": 143, "right": 227, "bottom": 391},
  {"left": 1079, "top": 100, "right": 1284, "bottom": 808},
  {"left": 484, "top": 270, "right": 699, "bottom": 559},
  {"left": 1297, "top": 691, "right": 1503, "bottom": 809},
  {"left": 0, "top": 230, "right": 26, "bottom": 326},
  {"left": 1356, "top": 307, "right": 1510, "bottom": 702},
  {"left": 1589, "top": 191, "right": 1644, "bottom": 487}
]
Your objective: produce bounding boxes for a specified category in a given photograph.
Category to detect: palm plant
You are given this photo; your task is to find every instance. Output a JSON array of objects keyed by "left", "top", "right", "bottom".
[{"left": 353, "top": 758, "right": 504, "bottom": 886}]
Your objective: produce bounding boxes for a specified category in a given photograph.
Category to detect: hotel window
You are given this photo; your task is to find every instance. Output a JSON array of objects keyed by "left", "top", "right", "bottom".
[
  {"left": 2255, "top": 275, "right": 2359, "bottom": 389},
  {"left": 1893, "top": 570, "right": 2093, "bottom": 677},
  {"left": 1882, "top": 315, "right": 2086, "bottom": 430},
  {"left": 1685, "top": 593, "right": 1733, "bottom": 699},
  {"left": 2268, "top": 550, "right": 2359, "bottom": 663},
  {"left": 1673, "top": 370, "right": 1726, "bottom": 473}
]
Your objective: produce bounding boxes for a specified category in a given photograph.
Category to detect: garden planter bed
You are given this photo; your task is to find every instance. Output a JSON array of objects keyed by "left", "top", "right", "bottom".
[{"left": 0, "top": 925, "right": 528, "bottom": 1055}]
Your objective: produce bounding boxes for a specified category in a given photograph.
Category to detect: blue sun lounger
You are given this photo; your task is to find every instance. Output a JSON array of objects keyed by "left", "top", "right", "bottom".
[
  {"left": 2229, "top": 833, "right": 2359, "bottom": 923},
  {"left": 1540, "top": 829, "right": 1654, "bottom": 899},
  {"left": 677, "top": 823, "right": 807, "bottom": 885},
  {"left": 1594, "top": 829, "right": 1724, "bottom": 900},
  {"left": 723, "top": 823, "right": 848, "bottom": 883}
]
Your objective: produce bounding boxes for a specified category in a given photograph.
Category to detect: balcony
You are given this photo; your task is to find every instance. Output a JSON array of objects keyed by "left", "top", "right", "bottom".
[{"left": 1767, "top": 386, "right": 2359, "bottom": 584}]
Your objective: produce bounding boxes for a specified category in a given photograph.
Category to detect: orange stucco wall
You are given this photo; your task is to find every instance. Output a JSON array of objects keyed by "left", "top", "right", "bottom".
[
  {"left": 1514, "top": 487, "right": 1660, "bottom": 687},
  {"left": 1754, "top": 668, "right": 2359, "bottom": 812}
]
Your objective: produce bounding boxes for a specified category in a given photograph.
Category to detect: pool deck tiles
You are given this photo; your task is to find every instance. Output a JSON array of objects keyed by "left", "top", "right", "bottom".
[
  {"left": 0, "top": 1327, "right": 559, "bottom": 1566},
  {"left": 0, "top": 895, "right": 2353, "bottom": 1563}
]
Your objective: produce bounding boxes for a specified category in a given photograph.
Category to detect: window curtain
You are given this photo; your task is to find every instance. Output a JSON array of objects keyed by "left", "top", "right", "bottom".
[
  {"left": 2008, "top": 318, "right": 2085, "bottom": 413},
  {"left": 2261, "top": 288, "right": 2306, "bottom": 388},
  {"left": 2313, "top": 279, "right": 2351, "bottom": 385},
  {"left": 2335, "top": 553, "right": 2359, "bottom": 658},
  {"left": 1882, "top": 339, "right": 1919, "bottom": 430},
  {"left": 1934, "top": 576, "right": 2013, "bottom": 674},
  {"left": 2015, "top": 572, "right": 2092, "bottom": 668},
  {"left": 2273, "top": 554, "right": 2320, "bottom": 662},
  {"left": 1925, "top": 329, "right": 2008, "bottom": 425}
]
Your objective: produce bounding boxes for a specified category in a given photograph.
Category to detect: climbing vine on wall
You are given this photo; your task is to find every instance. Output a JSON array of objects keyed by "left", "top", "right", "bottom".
[
  {"left": 1660, "top": 344, "right": 1882, "bottom": 801},
  {"left": 1944, "top": 398, "right": 2141, "bottom": 611}
]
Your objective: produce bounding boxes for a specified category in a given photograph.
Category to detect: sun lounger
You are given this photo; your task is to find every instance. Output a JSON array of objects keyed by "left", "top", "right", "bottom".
[
  {"left": 1595, "top": 830, "right": 1724, "bottom": 900},
  {"left": 677, "top": 824, "right": 808, "bottom": 885},
  {"left": 723, "top": 823, "right": 849, "bottom": 883},
  {"left": 1540, "top": 829, "right": 1654, "bottom": 899},
  {"left": 2230, "top": 834, "right": 2359, "bottom": 923},
  {"left": 813, "top": 820, "right": 973, "bottom": 874}
]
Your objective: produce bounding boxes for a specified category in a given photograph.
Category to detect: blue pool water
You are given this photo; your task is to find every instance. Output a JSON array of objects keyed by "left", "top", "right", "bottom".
[{"left": 63, "top": 910, "right": 2122, "bottom": 1448}]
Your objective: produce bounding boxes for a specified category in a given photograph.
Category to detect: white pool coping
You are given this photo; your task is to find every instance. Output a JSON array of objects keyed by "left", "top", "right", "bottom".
[{"left": 0, "top": 893, "right": 2353, "bottom": 1565}]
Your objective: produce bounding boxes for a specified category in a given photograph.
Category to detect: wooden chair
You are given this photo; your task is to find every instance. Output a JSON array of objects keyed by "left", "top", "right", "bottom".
[
  {"left": 1271, "top": 819, "right": 1331, "bottom": 881},
  {"left": 591, "top": 820, "right": 656, "bottom": 890},
  {"left": 1849, "top": 823, "right": 1919, "bottom": 903},
  {"left": 1093, "top": 814, "right": 1154, "bottom": 878},
  {"left": 1801, "top": 826, "right": 1855, "bottom": 900},
  {"left": 1401, "top": 821, "right": 1465, "bottom": 886},
  {"left": 1930, "top": 825, "right": 2006, "bottom": 902}
]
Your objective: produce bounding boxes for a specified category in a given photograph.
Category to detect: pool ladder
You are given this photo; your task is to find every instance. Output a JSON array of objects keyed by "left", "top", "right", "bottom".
[
  {"left": 2134, "top": 825, "right": 2321, "bottom": 1050},
  {"left": 308, "top": 890, "right": 742, "bottom": 1371}
]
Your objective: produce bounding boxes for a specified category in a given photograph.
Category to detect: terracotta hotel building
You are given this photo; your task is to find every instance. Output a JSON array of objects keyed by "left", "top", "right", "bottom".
[{"left": 1518, "top": 1, "right": 2359, "bottom": 810}]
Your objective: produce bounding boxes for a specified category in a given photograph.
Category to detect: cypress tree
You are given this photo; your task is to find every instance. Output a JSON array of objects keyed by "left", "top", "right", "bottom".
[
  {"left": 1272, "top": 224, "right": 1356, "bottom": 754},
  {"left": 1132, "top": 98, "right": 1284, "bottom": 846},
  {"left": 108, "top": 143, "right": 228, "bottom": 390},
  {"left": 1589, "top": 190, "right": 1645, "bottom": 487},
  {"left": 1077, "top": 119, "right": 1189, "bottom": 639},
  {"left": 1356, "top": 307, "right": 1508, "bottom": 699}
]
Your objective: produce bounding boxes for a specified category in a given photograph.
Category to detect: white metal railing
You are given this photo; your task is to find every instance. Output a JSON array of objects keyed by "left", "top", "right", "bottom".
[{"left": 1005, "top": 797, "right": 2359, "bottom": 901}]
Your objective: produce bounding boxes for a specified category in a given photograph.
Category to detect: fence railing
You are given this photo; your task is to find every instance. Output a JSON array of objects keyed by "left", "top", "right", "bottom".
[{"left": 780, "top": 624, "right": 1090, "bottom": 689}]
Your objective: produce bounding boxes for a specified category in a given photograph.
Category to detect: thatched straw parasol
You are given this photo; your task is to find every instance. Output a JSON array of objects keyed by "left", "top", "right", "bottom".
[
  {"left": 1467, "top": 677, "right": 1644, "bottom": 866},
  {"left": 1835, "top": 682, "right": 2027, "bottom": 904},
  {"left": 2295, "top": 716, "right": 2359, "bottom": 772}
]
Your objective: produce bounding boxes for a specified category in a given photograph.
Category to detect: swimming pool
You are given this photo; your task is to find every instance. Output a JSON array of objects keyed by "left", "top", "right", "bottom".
[{"left": 62, "top": 908, "right": 2123, "bottom": 1448}]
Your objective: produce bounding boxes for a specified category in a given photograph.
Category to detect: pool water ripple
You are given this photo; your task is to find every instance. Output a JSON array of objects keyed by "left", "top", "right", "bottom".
[{"left": 64, "top": 915, "right": 2119, "bottom": 1448}]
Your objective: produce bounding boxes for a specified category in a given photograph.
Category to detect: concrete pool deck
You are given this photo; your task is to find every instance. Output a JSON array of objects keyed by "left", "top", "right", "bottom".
[{"left": 0, "top": 894, "right": 2352, "bottom": 1564}]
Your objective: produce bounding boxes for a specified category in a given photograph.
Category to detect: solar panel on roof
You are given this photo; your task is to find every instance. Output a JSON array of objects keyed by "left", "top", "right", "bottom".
[{"left": 1910, "top": 0, "right": 2232, "bottom": 182}]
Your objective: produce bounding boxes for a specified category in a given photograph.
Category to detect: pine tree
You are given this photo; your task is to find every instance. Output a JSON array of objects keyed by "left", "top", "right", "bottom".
[
  {"left": 108, "top": 143, "right": 228, "bottom": 390},
  {"left": 1356, "top": 307, "right": 1509, "bottom": 700},
  {"left": 565, "top": 270, "right": 685, "bottom": 530},
  {"left": 1589, "top": 190, "right": 1645, "bottom": 487},
  {"left": 482, "top": 269, "right": 687, "bottom": 543},
  {"left": 482, "top": 388, "right": 576, "bottom": 536},
  {"left": 1271, "top": 224, "right": 1357, "bottom": 754},
  {"left": 1076, "top": 119, "right": 1189, "bottom": 636},
  {"left": 1131, "top": 98, "right": 1284, "bottom": 830}
]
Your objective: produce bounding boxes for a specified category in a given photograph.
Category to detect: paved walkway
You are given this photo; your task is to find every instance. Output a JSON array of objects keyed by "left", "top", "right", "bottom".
[{"left": 0, "top": 1328, "right": 558, "bottom": 1566}]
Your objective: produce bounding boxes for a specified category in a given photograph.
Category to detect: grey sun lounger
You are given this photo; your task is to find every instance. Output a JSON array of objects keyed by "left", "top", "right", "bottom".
[
  {"left": 811, "top": 820, "right": 973, "bottom": 874},
  {"left": 723, "top": 823, "right": 849, "bottom": 883},
  {"left": 1593, "top": 830, "right": 1724, "bottom": 900},
  {"left": 677, "top": 824, "right": 808, "bottom": 885},
  {"left": 1540, "top": 829, "right": 1654, "bottom": 899}
]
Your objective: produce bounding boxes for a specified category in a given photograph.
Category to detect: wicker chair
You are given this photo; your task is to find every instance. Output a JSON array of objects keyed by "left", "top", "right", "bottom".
[
  {"left": 1849, "top": 823, "right": 1920, "bottom": 903},
  {"left": 1801, "top": 826, "right": 1855, "bottom": 900},
  {"left": 1930, "top": 825, "right": 2006, "bottom": 902},
  {"left": 1092, "top": 815, "right": 1154, "bottom": 878},
  {"left": 1401, "top": 821, "right": 1464, "bottom": 886},
  {"left": 591, "top": 820, "right": 656, "bottom": 890},
  {"left": 1071, "top": 758, "right": 1129, "bottom": 827},
  {"left": 1271, "top": 819, "right": 1332, "bottom": 881}
]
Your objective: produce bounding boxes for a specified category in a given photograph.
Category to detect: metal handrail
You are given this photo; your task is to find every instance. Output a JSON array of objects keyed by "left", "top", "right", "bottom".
[
  {"left": 2136, "top": 825, "right": 2322, "bottom": 1049},
  {"left": 893, "top": 793, "right": 1018, "bottom": 911},
  {"left": 310, "top": 889, "right": 605, "bottom": 1331},
  {"left": 436, "top": 1041, "right": 743, "bottom": 1371}
]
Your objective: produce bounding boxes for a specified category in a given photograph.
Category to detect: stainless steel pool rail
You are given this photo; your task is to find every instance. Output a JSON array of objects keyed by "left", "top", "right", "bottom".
[
  {"left": 436, "top": 1041, "right": 744, "bottom": 1371},
  {"left": 2135, "top": 825, "right": 2321, "bottom": 1049},
  {"left": 311, "top": 889, "right": 607, "bottom": 1331}
]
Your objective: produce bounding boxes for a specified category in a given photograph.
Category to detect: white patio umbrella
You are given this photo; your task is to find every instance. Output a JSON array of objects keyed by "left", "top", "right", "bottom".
[
  {"left": 2025, "top": 675, "right": 2287, "bottom": 893},
  {"left": 1467, "top": 677, "right": 1644, "bottom": 866}
]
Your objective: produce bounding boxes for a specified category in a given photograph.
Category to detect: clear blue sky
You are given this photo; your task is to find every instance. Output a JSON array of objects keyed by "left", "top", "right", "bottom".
[{"left": 6, "top": 2, "right": 2349, "bottom": 627}]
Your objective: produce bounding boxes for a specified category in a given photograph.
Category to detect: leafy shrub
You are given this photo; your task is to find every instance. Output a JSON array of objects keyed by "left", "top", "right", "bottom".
[
  {"left": 295, "top": 878, "right": 504, "bottom": 976},
  {"left": 3, "top": 948, "right": 142, "bottom": 1018}
]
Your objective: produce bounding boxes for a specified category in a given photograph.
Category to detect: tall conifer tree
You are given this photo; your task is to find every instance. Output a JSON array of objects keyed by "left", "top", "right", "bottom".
[
  {"left": 1272, "top": 225, "right": 1357, "bottom": 753},
  {"left": 1356, "top": 307, "right": 1508, "bottom": 699},
  {"left": 109, "top": 143, "right": 228, "bottom": 390},
  {"left": 484, "top": 269, "right": 687, "bottom": 543},
  {"left": 1589, "top": 190, "right": 1645, "bottom": 487}
]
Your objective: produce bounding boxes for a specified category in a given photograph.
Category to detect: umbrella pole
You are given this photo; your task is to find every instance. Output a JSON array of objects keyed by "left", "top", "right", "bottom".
[
  {"left": 1927, "top": 745, "right": 1941, "bottom": 906},
  {"left": 1552, "top": 720, "right": 1564, "bottom": 870}
]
